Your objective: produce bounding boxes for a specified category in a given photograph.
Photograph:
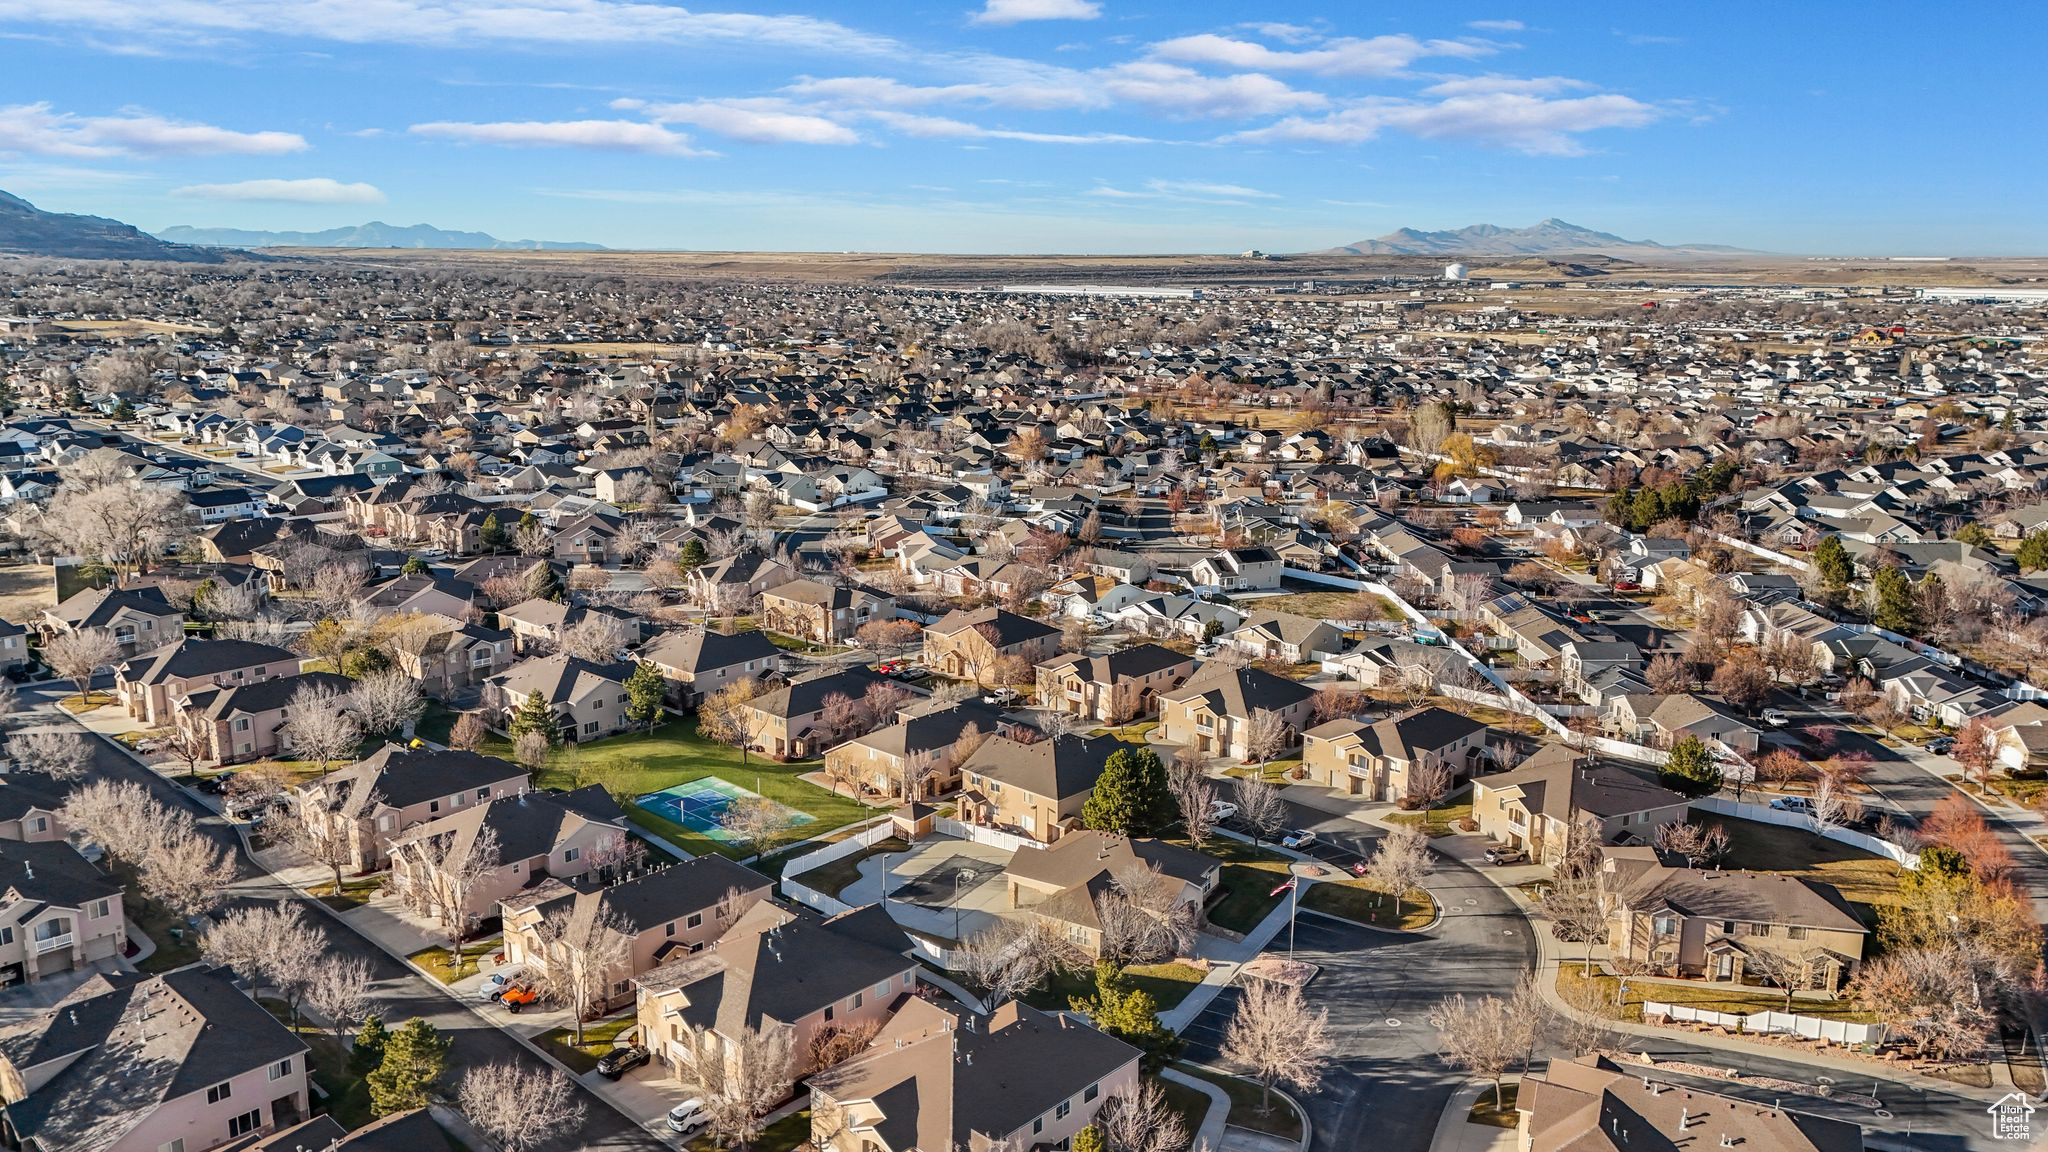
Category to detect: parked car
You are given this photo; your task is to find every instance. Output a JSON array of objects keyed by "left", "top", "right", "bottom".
[
  {"left": 1927, "top": 735, "right": 1956, "bottom": 755},
  {"left": 596, "top": 1045, "right": 651, "bottom": 1080},
  {"left": 666, "top": 1099, "right": 710, "bottom": 1134},
  {"left": 1208, "top": 800, "right": 1239, "bottom": 823},
  {"left": 1484, "top": 845, "right": 1529, "bottom": 866},
  {"left": 1769, "top": 796, "right": 1815, "bottom": 815},
  {"left": 499, "top": 984, "right": 540, "bottom": 1011},
  {"left": 1279, "top": 829, "right": 1318, "bottom": 850},
  {"left": 1761, "top": 709, "right": 1790, "bottom": 727},
  {"left": 196, "top": 771, "right": 236, "bottom": 795},
  {"left": 476, "top": 970, "right": 524, "bottom": 1001},
  {"left": 983, "top": 688, "right": 1020, "bottom": 705}
]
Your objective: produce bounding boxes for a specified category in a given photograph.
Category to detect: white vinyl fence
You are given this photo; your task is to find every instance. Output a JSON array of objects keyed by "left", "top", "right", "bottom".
[
  {"left": 775, "top": 822, "right": 896, "bottom": 916},
  {"left": 1690, "top": 796, "right": 1921, "bottom": 869},
  {"left": 934, "top": 817, "right": 1046, "bottom": 853},
  {"left": 1645, "top": 1001, "right": 1887, "bottom": 1047}
]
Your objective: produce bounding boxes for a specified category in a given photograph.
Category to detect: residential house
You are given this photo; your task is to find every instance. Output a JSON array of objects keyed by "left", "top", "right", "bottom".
[
  {"left": 0, "top": 772, "right": 69, "bottom": 845},
  {"left": 639, "top": 627, "right": 782, "bottom": 708},
  {"left": 956, "top": 733, "right": 1132, "bottom": 844},
  {"left": 0, "top": 967, "right": 311, "bottom": 1152},
  {"left": 1470, "top": 744, "right": 1692, "bottom": 866},
  {"left": 1005, "top": 830, "right": 1218, "bottom": 957},
  {"left": 0, "top": 840, "right": 125, "bottom": 985},
  {"left": 482, "top": 653, "right": 636, "bottom": 742},
  {"left": 39, "top": 585, "right": 184, "bottom": 658},
  {"left": 1157, "top": 665, "right": 1318, "bottom": 761},
  {"left": 388, "top": 620, "right": 514, "bottom": 697},
  {"left": 822, "top": 697, "right": 1011, "bottom": 800},
  {"left": 1189, "top": 546, "right": 1283, "bottom": 591},
  {"left": 759, "top": 579, "right": 894, "bottom": 645},
  {"left": 389, "top": 786, "right": 630, "bottom": 928},
  {"left": 1302, "top": 705, "right": 1494, "bottom": 801},
  {"left": 498, "top": 599, "right": 641, "bottom": 656},
  {"left": 295, "top": 746, "right": 530, "bottom": 872},
  {"left": 1035, "top": 643, "right": 1197, "bottom": 725},
  {"left": 500, "top": 854, "right": 773, "bottom": 1013},
  {"left": 739, "top": 666, "right": 903, "bottom": 761},
  {"left": 1516, "top": 1055, "right": 1864, "bottom": 1152},
  {"left": 635, "top": 902, "right": 920, "bottom": 1085},
  {"left": 921, "top": 607, "right": 1060, "bottom": 683},
  {"left": 1223, "top": 610, "right": 1345, "bottom": 665},
  {"left": 173, "top": 669, "right": 356, "bottom": 765},
  {"left": 809, "top": 997, "right": 1141, "bottom": 1152},
  {"left": 114, "top": 638, "right": 299, "bottom": 729},
  {"left": 1601, "top": 851, "right": 1868, "bottom": 991}
]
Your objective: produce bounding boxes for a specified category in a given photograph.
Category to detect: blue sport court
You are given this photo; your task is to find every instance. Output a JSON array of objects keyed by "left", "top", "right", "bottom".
[{"left": 635, "top": 777, "right": 813, "bottom": 842}]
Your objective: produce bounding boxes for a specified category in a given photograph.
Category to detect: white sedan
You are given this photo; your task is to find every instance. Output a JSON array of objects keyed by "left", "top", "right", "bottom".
[
  {"left": 1207, "top": 800, "right": 1239, "bottom": 823},
  {"left": 1280, "top": 829, "right": 1319, "bottom": 850}
]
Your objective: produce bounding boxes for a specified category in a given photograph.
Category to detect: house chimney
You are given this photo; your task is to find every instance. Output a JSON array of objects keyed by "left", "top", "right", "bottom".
[{"left": 1679, "top": 1108, "right": 1690, "bottom": 1129}]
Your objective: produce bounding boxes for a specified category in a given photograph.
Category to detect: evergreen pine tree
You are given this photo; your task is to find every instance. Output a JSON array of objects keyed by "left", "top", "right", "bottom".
[
  {"left": 366, "top": 1018, "right": 449, "bottom": 1116},
  {"left": 626, "top": 661, "right": 666, "bottom": 731},
  {"left": 349, "top": 1014, "right": 390, "bottom": 1075},
  {"left": 508, "top": 690, "right": 559, "bottom": 744},
  {"left": 1081, "top": 746, "right": 1171, "bottom": 836}
]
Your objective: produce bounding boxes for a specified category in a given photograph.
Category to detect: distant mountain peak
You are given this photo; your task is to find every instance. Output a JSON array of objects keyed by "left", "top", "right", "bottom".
[
  {"left": 1318, "top": 219, "right": 1750, "bottom": 258},
  {"left": 0, "top": 187, "right": 221, "bottom": 263},
  {"left": 154, "top": 221, "right": 605, "bottom": 251}
]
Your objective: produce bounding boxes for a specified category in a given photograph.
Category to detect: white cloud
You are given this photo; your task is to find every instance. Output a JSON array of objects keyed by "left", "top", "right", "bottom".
[
  {"left": 1422, "top": 75, "right": 1591, "bottom": 97},
  {"left": 0, "top": 0, "right": 901, "bottom": 54},
  {"left": 970, "top": 0, "right": 1101, "bottom": 26},
  {"left": 1149, "top": 32, "right": 1493, "bottom": 76},
  {"left": 1230, "top": 91, "right": 1659, "bottom": 155},
  {"left": 1098, "top": 61, "right": 1325, "bottom": 118},
  {"left": 1467, "top": 19, "right": 1524, "bottom": 32},
  {"left": 170, "top": 177, "right": 385, "bottom": 203},
  {"left": 786, "top": 74, "right": 1097, "bottom": 112},
  {"left": 864, "top": 110, "right": 1145, "bottom": 144},
  {"left": 1086, "top": 178, "right": 1276, "bottom": 203},
  {"left": 628, "top": 98, "right": 859, "bottom": 145},
  {"left": 0, "top": 102, "right": 305, "bottom": 157},
  {"left": 409, "top": 119, "right": 705, "bottom": 156}
]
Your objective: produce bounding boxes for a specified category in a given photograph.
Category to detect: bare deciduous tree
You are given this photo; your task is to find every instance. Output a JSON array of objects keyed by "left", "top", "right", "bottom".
[
  {"left": 1096, "top": 1077, "right": 1191, "bottom": 1152},
  {"left": 1244, "top": 707, "right": 1290, "bottom": 764},
  {"left": 8, "top": 729, "right": 93, "bottom": 781},
  {"left": 1223, "top": 978, "right": 1333, "bottom": 1112},
  {"left": 458, "top": 1062, "right": 588, "bottom": 1152},
  {"left": 1540, "top": 872, "right": 1613, "bottom": 975},
  {"left": 1234, "top": 775, "right": 1286, "bottom": 849},
  {"left": 1169, "top": 761, "right": 1216, "bottom": 848},
  {"left": 1651, "top": 821, "right": 1731, "bottom": 869},
  {"left": 959, "top": 916, "right": 1081, "bottom": 1010},
  {"left": 280, "top": 680, "right": 363, "bottom": 774},
  {"left": 142, "top": 819, "right": 237, "bottom": 922},
  {"left": 513, "top": 729, "right": 552, "bottom": 777},
  {"left": 559, "top": 614, "right": 635, "bottom": 662},
  {"left": 45, "top": 628, "right": 118, "bottom": 704},
  {"left": 1095, "top": 861, "right": 1200, "bottom": 965},
  {"left": 531, "top": 904, "right": 634, "bottom": 1045},
  {"left": 60, "top": 778, "right": 158, "bottom": 863},
  {"left": 201, "top": 899, "right": 326, "bottom": 1026},
  {"left": 720, "top": 795, "right": 793, "bottom": 860},
  {"left": 351, "top": 668, "right": 426, "bottom": 740},
  {"left": 304, "top": 953, "right": 375, "bottom": 1039},
  {"left": 397, "top": 825, "right": 501, "bottom": 964},
  {"left": 1366, "top": 824, "right": 1434, "bottom": 914},
  {"left": 1428, "top": 989, "right": 1541, "bottom": 1109},
  {"left": 667, "top": 1022, "right": 795, "bottom": 1151}
]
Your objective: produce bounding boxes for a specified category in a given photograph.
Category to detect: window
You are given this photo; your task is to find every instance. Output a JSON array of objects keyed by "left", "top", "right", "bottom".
[
  {"left": 1033, "top": 1119, "right": 1044, "bottom": 1136},
  {"left": 1085, "top": 1083, "right": 1100, "bottom": 1103},
  {"left": 903, "top": 973, "right": 914, "bottom": 989},
  {"left": 0, "top": 928, "right": 10, "bottom": 946},
  {"left": 687, "top": 912, "right": 703, "bottom": 929},
  {"left": 268, "top": 1058, "right": 292, "bottom": 1081},
  {"left": 1652, "top": 916, "right": 1677, "bottom": 936},
  {"left": 29, "top": 816, "right": 46, "bottom": 833},
  {"left": 583, "top": 720, "right": 598, "bottom": 734},
  {"left": 666, "top": 922, "right": 676, "bottom": 937},
  {"left": 234, "top": 717, "right": 251, "bottom": 731},
  {"left": 206, "top": 1081, "right": 233, "bottom": 1104},
  {"left": 563, "top": 848, "right": 580, "bottom": 864},
  {"left": 876, "top": 980, "right": 892, "bottom": 998},
  {"left": 1720, "top": 920, "right": 1736, "bottom": 934},
  {"left": 823, "top": 1004, "right": 835, "bottom": 1022},
  {"left": 228, "top": 1109, "right": 262, "bottom": 1138},
  {"left": 161, "top": 1141, "right": 186, "bottom": 1152},
  {"left": 852, "top": 992, "right": 863, "bottom": 1009},
  {"left": 477, "top": 788, "right": 490, "bottom": 800},
  {"left": 1056, "top": 1101, "right": 1071, "bottom": 1121},
  {"left": 90, "top": 899, "right": 111, "bottom": 919},
  {"left": 1748, "top": 923, "right": 1771, "bottom": 937},
  {"left": 1787, "top": 926, "right": 1809, "bottom": 940},
  {"left": 428, "top": 800, "right": 440, "bottom": 814}
]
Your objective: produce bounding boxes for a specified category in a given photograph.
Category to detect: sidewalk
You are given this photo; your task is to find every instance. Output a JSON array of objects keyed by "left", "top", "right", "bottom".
[
  {"left": 1161, "top": 884, "right": 1301, "bottom": 1033},
  {"left": 1428, "top": 1081, "right": 1518, "bottom": 1152}
]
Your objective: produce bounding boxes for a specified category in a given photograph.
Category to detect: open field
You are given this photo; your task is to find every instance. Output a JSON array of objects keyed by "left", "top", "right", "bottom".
[
  {"left": 266, "top": 246, "right": 2048, "bottom": 289},
  {"left": 0, "top": 562, "right": 55, "bottom": 622}
]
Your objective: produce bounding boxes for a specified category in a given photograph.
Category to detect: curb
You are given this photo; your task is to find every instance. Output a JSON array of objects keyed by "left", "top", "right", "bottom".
[{"left": 1179, "top": 1059, "right": 1312, "bottom": 1152}]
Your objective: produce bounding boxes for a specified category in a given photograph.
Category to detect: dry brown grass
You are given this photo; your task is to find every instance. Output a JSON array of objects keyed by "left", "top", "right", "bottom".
[{"left": 0, "top": 562, "right": 56, "bottom": 621}]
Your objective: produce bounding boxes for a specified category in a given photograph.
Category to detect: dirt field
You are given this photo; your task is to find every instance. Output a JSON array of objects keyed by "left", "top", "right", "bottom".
[{"left": 0, "top": 563, "right": 56, "bottom": 622}]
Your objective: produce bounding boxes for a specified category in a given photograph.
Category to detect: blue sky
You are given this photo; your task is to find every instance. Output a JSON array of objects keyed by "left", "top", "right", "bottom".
[{"left": 0, "top": 0, "right": 2040, "bottom": 254}]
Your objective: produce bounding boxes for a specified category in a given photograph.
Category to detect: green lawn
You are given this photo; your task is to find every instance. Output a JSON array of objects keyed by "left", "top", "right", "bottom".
[
  {"left": 414, "top": 701, "right": 462, "bottom": 746},
  {"left": 261, "top": 1001, "right": 374, "bottom": 1128},
  {"left": 1696, "top": 815, "right": 1904, "bottom": 909},
  {"left": 536, "top": 1015, "right": 637, "bottom": 1074},
  {"left": 788, "top": 836, "right": 909, "bottom": 900},
  {"left": 1029, "top": 961, "right": 1208, "bottom": 1014},
  {"left": 485, "top": 719, "right": 878, "bottom": 859},
  {"left": 1174, "top": 1063, "right": 1304, "bottom": 1141},
  {"left": 407, "top": 937, "right": 499, "bottom": 983},
  {"left": 687, "top": 1108, "right": 812, "bottom": 1152},
  {"left": 1387, "top": 799, "right": 1474, "bottom": 836},
  {"left": 1469, "top": 1082, "right": 1520, "bottom": 1126},
  {"left": 1301, "top": 882, "right": 1435, "bottom": 930},
  {"left": 311, "top": 876, "right": 384, "bottom": 912},
  {"left": 1188, "top": 837, "right": 1296, "bottom": 935},
  {"left": 1223, "top": 760, "right": 1299, "bottom": 783},
  {"left": 1158, "top": 1074, "right": 1215, "bottom": 1140},
  {"left": 1556, "top": 965, "right": 1877, "bottom": 1024}
]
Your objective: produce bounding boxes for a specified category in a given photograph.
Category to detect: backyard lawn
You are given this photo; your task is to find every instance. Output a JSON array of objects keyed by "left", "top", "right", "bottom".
[
  {"left": 1301, "top": 882, "right": 1436, "bottom": 930},
  {"left": 261, "top": 1000, "right": 373, "bottom": 1128},
  {"left": 536, "top": 1015, "right": 636, "bottom": 1074},
  {"left": 1555, "top": 964, "right": 1877, "bottom": 1024},
  {"left": 1697, "top": 815, "right": 1904, "bottom": 909},
  {"left": 485, "top": 719, "right": 878, "bottom": 859},
  {"left": 687, "top": 1108, "right": 812, "bottom": 1152}
]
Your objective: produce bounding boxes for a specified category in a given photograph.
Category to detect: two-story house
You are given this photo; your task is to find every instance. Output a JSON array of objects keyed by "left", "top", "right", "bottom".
[
  {"left": 1470, "top": 744, "right": 1692, "bottom": 866},
  {"left": 921, "top": 607, "right": 1060, "bottom": 684},
  {"left": 739, "top": 665, "right": 902, "bottom": 761},
  {"left": 295, "top": 746, "right": 531, "bottom": 872},
  {"left": 0, "top": 840, "right": 125, "bottom": 985},
  {"left": 1600, "top": 850, "right": 1868, "bottom": 993},
  {"left": 0, "top": 967, "right": 311, "bottom": 1152},
  {"left": 39, "top": 585, "right": 185, "bottom": 659},
  {"left": 956, "top": 733, "right": 1132, "bottom": 844},
  {"left": 482, "top": 653, "right": 636, "bottom": 743},
  {"left": 1157, "top": 665, "right": 1318, "bottom": 762},
  {"left": 1034, "top": 643, "right": 1197, "bottom": 726},
  {"left": 1301, "top": 705, "right": 1493, "bottom": 801},
  {"left": 173, "top": 670, "right": 355, "bottom": 765},
  {"left": 114, "top": 638, "right": 299, "bottom": 729},
  {"left": 1004, "top": 830, "right": 1219, "bottom": 958},
  {"left": 1189, "top": 545, "right": 1283, "bottom": 591},
  {"left": 388, "top": 786, "right": 630, "bottom": 927},
  {"left": 639, "top": 628, "right": 782, "bottom": 709},
  {"left": 822, "top": 698, "right": 1011, "bottom": 801},
  {"left": 758, "top": 579, "right": 895, "bottom": 645}
]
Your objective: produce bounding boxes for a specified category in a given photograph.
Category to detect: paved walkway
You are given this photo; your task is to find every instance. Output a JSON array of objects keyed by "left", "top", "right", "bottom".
[
  {"left": 1161, "top": 1067, "right": 1230, "bottom": 1151},
  {"left": 1161, "top": 880, "right": 1302, "bottom": 1033},
  {"left": 1428, "top": 1081, "right": 1519, "bottom": 1152}
]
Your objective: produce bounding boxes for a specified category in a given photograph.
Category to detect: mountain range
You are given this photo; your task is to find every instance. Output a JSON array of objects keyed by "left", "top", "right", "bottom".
[
  {"left": 0, "top": 190, "right": 221, "bottom": 263},
  {"left": 155, "top": 222, "right": 606, "bottom": 251},
  {"left": 1320, "top": 218, "right": 1752, "bottom": 258}
]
